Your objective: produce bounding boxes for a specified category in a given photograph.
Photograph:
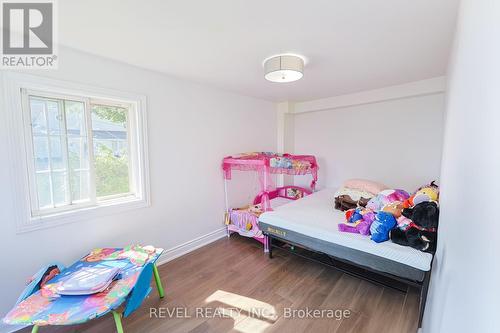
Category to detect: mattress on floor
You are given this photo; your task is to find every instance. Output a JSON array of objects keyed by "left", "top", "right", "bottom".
[{"left": 259, "top": 188, "right": 433, "bottom": 282}]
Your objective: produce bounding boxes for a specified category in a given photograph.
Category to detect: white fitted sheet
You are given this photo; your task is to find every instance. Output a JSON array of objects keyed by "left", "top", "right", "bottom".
[{"left": 259, "top": 188, "right": 433, "bottom": 271}]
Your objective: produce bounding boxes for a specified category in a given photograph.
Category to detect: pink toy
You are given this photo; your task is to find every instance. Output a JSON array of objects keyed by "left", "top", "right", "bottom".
[
  {"left": 222, "top": 152, "right": 318, "bottom": 251},
  {"left": 396, "top": 215, "right": 413, "bottom": 231},
  {"left": 366, "top": 189, "right": 410, "bottom": 211}
]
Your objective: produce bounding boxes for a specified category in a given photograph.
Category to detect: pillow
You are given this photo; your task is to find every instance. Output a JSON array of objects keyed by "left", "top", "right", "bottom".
[{"left": 343, "top": 179, "right": 389, "bottom": 195}]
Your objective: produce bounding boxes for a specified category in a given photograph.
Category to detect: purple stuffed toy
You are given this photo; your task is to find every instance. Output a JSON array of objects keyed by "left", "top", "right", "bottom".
[{"left": 338, "top": 207, "right": 376, "bottom": 235}]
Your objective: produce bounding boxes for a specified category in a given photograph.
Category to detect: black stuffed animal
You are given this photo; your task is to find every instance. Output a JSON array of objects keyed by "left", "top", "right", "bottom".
[{"left": 390, "top": 201, "right": 439, "bottom": 252}]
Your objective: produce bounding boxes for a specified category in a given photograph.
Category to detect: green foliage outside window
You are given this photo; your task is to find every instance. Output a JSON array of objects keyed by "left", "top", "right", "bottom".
[
  {"left": 92, "top": 105, "right": 127, "bottom": 123},
  {"left": 94, "top": 144, "right": 130, "bottom": 197},
  {"left": 91, "top": 104, "right": 129, "bottom": 197}
]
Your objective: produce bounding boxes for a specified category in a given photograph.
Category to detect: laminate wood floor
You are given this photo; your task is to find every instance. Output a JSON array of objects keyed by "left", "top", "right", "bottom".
[{"left": 20, "top": 235, "right": 419, "bottom": 333}]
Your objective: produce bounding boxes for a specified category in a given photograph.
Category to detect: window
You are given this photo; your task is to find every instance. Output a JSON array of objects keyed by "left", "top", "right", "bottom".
[{"left": 21, "top": 88, "right": 147, "bottom": 218}]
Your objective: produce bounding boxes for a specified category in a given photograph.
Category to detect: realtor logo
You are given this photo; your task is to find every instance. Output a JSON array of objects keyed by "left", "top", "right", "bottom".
[{"left": 1, "top": 0, "right": 57, "bottom": 68}]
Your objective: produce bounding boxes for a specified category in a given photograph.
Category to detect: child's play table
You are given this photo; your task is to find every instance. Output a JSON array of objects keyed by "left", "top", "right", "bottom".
[{"left": 3, "top": 245, "right": 165, "bottom": 333}]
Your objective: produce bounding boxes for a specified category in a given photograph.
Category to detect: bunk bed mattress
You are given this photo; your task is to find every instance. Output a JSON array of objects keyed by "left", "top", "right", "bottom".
[
  {"left": 259, "top": 188, "right": 433, "bottom": 282},
  {"left": 269, "top": 197, "right": 293, "bottom": 208}
]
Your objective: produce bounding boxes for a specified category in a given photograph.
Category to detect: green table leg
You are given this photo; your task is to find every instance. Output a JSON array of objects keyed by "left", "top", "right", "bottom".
[
  {"left": 113, "top": 311, "right": 124, "bottom": 333},
  {"left": 153, "top": 264, "right": 165, "bottom": 298},
  {"left": 31, "top": 325, "right": 39, "bottom": 333}
]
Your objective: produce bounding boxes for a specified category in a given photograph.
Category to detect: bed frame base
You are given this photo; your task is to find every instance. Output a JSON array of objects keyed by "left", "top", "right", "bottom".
[{"left": 266, "top": 234, "right": 431, "bottom": 328}]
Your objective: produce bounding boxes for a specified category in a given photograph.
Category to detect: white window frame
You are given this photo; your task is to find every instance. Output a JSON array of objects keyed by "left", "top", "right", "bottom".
[{"left": 3, "top": 72, "right": 151, "bottom": 233}]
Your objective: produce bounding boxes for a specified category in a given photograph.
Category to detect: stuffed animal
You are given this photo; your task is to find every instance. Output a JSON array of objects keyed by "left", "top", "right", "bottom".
[
  {"left": 396, "top": 215, "right": 412, "bottom": 230},
  {"left": 403, "top": 181, "right": 439, "bottom": 208},
  {"left": 390, "top": 201, "right": 439, "bottom": 252},
  {"left": 370, "top": 211, "right": 397, "bottom": 243},
  {"left": 247, "top": 204, "right": 263, "bottom": 215},
  {"left": 366, "top": 189, "right": 409, "bottom": 211},
  {"left": 338, "top": 207, "right": 375, "bottom": 235},
  {"left": 382, "top": 201, "right": 404, "bottom": 218}
]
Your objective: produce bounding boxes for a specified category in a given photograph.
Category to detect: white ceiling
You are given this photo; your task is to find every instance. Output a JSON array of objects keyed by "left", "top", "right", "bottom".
[{"left": 59, "top": 0, "right": 459, "bottom": 102}]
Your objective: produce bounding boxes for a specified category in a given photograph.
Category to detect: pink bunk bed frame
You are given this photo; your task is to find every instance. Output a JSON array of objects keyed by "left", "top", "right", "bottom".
[{"left": 222, "top": 152, "right": 319, "bottom": 252}]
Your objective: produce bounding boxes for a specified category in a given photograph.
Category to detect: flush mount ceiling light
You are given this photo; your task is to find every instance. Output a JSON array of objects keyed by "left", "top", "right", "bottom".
[{"left": 264, "top": 54, "right": 304, "bottom": 83}]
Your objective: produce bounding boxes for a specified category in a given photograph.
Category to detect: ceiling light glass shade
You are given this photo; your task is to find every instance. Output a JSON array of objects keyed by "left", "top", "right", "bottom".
[{"left": 264, "top": 55, "right": 304, "bottom": 83}]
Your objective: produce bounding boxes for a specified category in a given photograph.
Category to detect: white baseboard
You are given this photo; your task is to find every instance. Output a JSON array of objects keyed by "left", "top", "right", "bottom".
[{"left": 156, "top": 227, "right": 227, "bottom": 266}]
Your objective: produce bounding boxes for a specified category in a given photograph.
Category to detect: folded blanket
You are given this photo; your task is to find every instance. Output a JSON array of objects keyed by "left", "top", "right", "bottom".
[
  {"left": 342, "top": 179, "right": 388, "bottom": 195},
  {"left": 334, "top": 187, "right": 374, "bottom": 211}
]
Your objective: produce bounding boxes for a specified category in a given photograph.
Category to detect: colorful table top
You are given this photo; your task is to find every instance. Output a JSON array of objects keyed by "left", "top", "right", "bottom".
[{"left": 3, "top": 245, "right": 163, "bottom": 326}]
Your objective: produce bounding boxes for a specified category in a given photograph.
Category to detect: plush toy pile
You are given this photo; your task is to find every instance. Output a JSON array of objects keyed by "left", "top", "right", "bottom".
[
  {"left": 335, "top": 179, "right": 440, "bottom": 252},
  {"left": 391, "top": 182, "right": 440, "bottom": 252}
]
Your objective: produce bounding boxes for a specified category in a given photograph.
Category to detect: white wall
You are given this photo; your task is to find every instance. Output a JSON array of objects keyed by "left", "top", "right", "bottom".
[
  {"left": 423, "top": 1, "right": 500, "bottom": 332},
  {"left": 292, "top": 93, "right": 445, "bottom": 191},
  {"left": 0, "top": 47, "right": 276, "bottom": 326}
]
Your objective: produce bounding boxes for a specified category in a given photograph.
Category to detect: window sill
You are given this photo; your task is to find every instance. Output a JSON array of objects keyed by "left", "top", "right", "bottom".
[{"left": 16, "top": 196, "right": 150, "bottom": 234}]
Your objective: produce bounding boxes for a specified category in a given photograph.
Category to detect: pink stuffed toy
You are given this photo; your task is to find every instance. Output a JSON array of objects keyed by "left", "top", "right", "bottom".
[
  {"left": 396, "top": 215, "right": 412, "bottom": 231},
  {"left": 366, "top": 189, "right": 410, "bottom": 211}
]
